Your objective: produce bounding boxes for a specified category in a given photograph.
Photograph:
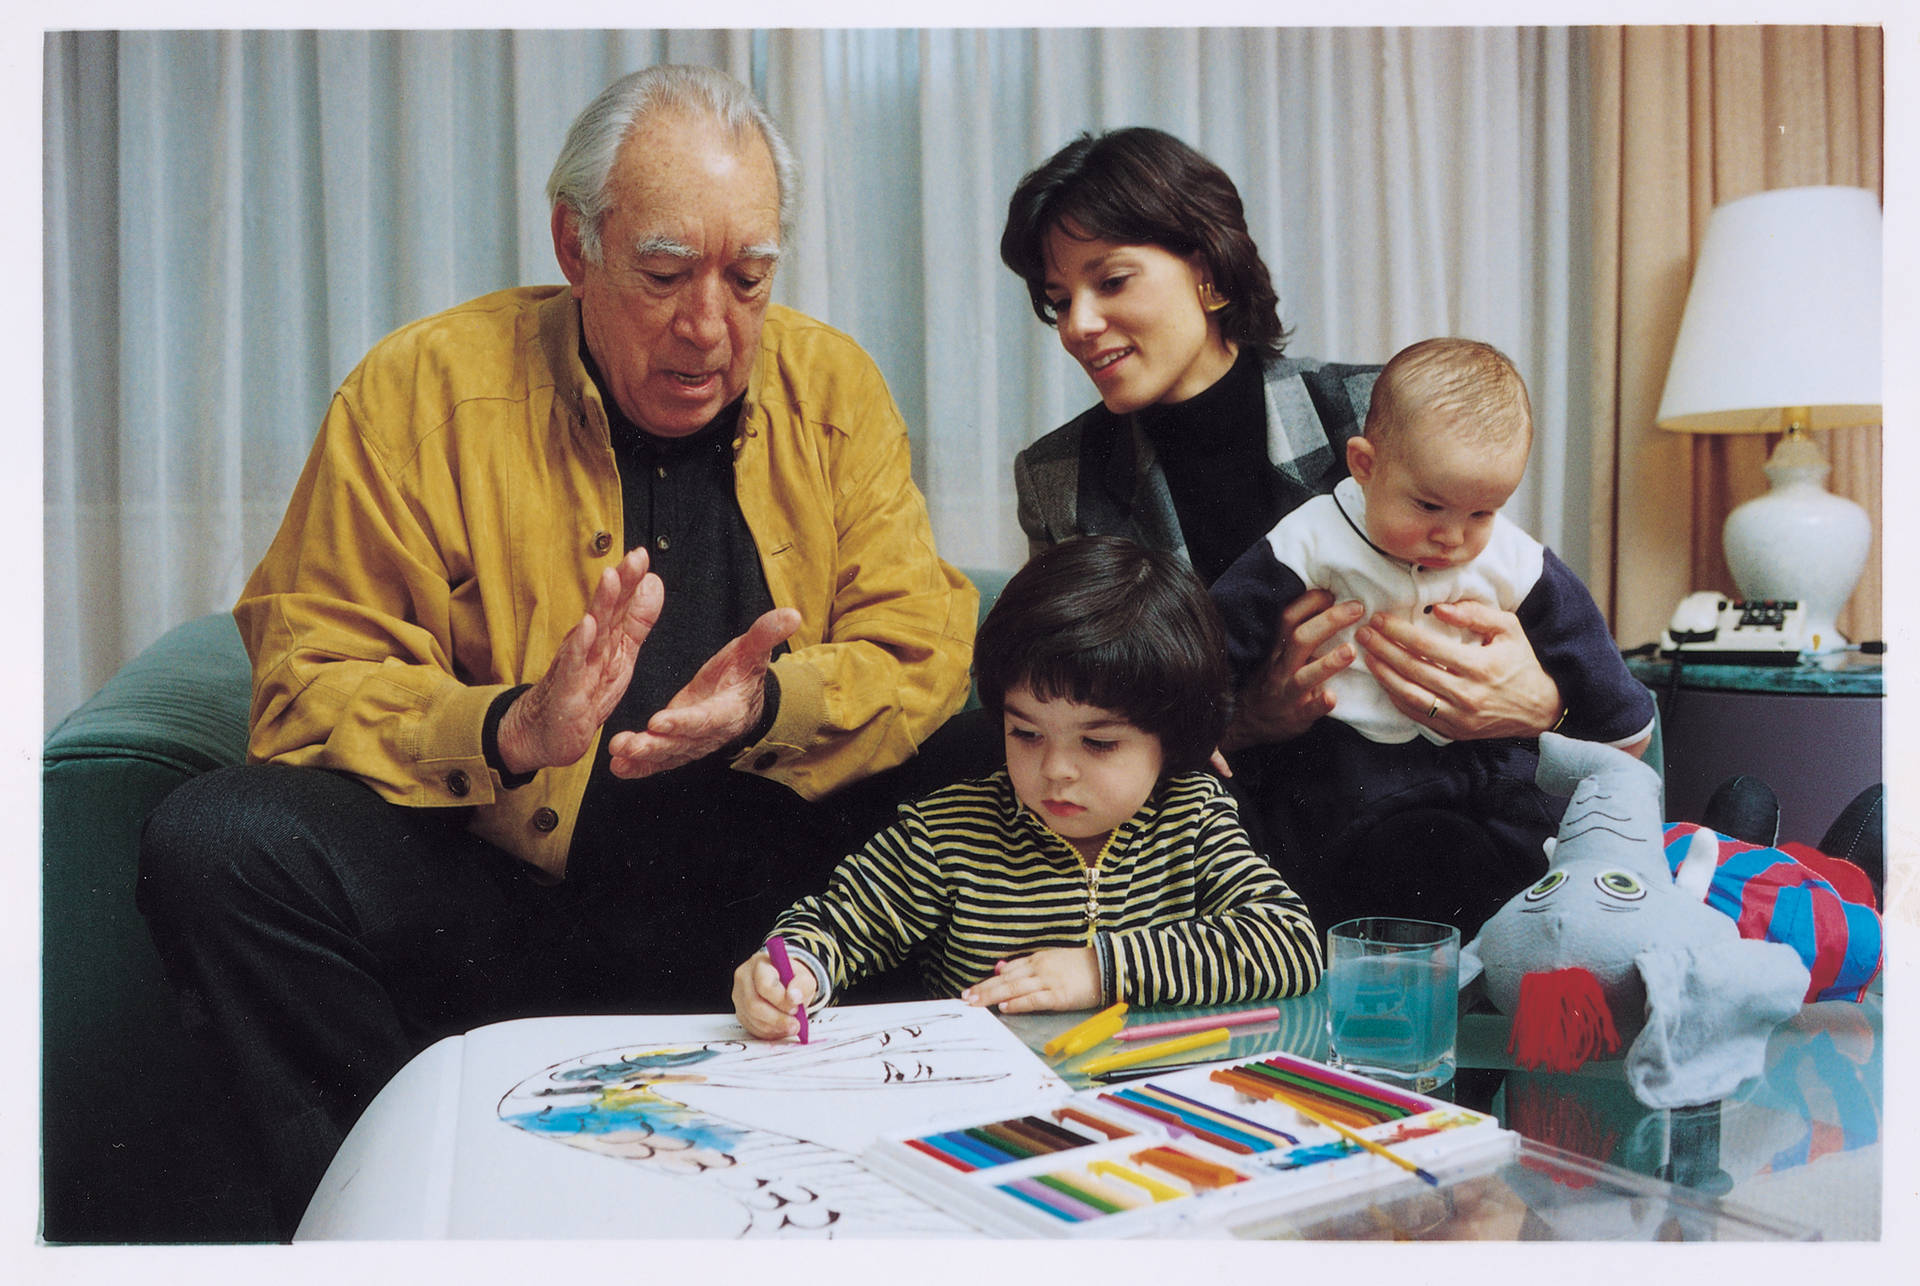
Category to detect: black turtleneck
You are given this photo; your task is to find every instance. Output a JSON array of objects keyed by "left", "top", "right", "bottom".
[{"left": 1135, "top": 345, "right": 1283, "bottom": 586}]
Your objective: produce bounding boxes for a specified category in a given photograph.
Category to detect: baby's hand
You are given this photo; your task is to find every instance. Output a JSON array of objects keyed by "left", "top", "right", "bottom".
[
  {"left": 731, "top": 949, "right": 818, "bottom": 1041},
  {"left": 961, "top": 948, "right": 1100, "bottom": 1013}
]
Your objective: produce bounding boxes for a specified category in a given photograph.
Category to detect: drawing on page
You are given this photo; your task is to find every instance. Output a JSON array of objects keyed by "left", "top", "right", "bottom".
[{"left": 497, "top": 1007, "right": 1037, "bottom": 1237}]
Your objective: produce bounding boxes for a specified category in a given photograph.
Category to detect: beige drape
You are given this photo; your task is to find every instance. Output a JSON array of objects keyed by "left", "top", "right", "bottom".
[{"left": 1589, "top": 25, "right": 1883, "bottom": 652}]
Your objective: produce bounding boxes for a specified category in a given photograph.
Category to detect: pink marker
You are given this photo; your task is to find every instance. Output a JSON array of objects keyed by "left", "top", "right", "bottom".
[
  {"left": 1112, "top": 1007, "right": 1281, "bottom": 1042},
  {"left": 764, "top": 935, "right": 809, "bottom": 1043}
]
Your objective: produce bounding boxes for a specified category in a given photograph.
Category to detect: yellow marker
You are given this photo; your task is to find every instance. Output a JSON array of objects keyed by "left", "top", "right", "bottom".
[
  {"left": 1090, "top": 1159, "right": 1183, "bottom": 1203},
  {"left": 1077, "top": 1027, "right": 1229, "bottom": 1076},
  {"left": 1043, "top": 1001, "right": 1129, "bottom": 1058}
]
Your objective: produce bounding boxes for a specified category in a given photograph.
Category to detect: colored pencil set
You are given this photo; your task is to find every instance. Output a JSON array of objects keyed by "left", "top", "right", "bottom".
[{"left": 861, "top": 1051, "right": 1514, "bottom": 1237}]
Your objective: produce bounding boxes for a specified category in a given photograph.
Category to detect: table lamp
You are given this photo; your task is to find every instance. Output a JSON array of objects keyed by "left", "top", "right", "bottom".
[{"left": 1655, "top": 185, "right": 1881, "bottom": 654}]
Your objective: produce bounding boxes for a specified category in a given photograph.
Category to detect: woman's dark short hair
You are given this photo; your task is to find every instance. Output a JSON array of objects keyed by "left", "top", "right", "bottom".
[
  {"left": 973, "top": 535, "right": 1232, "bottom": 776},
  {"left": 1000, "top": 127, "right": 1288, "bottom": 359}
]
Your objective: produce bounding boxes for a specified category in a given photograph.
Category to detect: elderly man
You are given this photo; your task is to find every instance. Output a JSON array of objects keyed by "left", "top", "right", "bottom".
[{"left": 137, "top": 65, "right": 978, "bottom": 1235}]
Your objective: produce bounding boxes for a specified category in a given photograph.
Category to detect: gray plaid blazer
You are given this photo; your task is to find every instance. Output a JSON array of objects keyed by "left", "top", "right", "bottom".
[{"left": 1013, "top": 355, "right": 1382, "bottom": 564}]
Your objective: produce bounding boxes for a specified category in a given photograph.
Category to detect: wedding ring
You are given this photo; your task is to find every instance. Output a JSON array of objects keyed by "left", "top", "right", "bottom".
[{"left": 1427, "top": 697, "right": 1440, "bottom": 719}]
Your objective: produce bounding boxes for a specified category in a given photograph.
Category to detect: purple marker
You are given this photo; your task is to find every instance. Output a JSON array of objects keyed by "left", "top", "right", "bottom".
[{"left": 764, "top": 935, "right": 809, "bottom": 1044}]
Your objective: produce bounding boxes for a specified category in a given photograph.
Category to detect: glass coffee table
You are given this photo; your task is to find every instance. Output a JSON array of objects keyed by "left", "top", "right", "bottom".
[{"left": 1001, "top": 978, "right": 1882, "bottom": 1241}]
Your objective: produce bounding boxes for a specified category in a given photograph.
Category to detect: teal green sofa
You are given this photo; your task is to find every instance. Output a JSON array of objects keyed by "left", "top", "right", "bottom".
[{"left": 40, "top": 569, "right": 1011, "bottom": 1243}]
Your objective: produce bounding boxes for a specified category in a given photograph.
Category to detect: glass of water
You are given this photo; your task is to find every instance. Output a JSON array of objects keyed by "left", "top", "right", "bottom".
[{"left": 1324, "top": 917, "right": 1460, "bottom": 1093}]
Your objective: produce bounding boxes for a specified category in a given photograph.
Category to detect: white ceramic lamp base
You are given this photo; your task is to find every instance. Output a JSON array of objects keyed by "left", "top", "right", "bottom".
[{"left": 1721, "top": 434, "right": 1870, "bottom": 654}]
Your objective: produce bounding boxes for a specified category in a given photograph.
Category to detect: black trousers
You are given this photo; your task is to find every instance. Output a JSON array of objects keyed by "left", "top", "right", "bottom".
[
  {"left": 136, "top": 709, "right": 1002, "bottom": 1238},
  {"left": 1225, "top": 721, "right": 1562, "bottom": 941}
]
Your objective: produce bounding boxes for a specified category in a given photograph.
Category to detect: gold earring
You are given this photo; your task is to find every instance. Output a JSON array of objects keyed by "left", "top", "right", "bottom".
[{"left": 1200, "top": 282, "right": 1229, "bottom": 313}]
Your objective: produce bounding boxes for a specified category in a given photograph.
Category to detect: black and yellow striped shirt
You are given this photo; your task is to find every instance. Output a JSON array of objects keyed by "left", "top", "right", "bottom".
[{"left": 774, "top": 769, "right": 1322, "bottom": 1006}]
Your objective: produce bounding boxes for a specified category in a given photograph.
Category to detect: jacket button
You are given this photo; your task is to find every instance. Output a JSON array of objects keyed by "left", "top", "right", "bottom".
[
  {"left": 532, "top": 807, "right": 560, "bottom": 833},
  {"left": 446, "top": 769, "right": 471, "bottom": 797},
  {"left": 591, "top": 531, "right": 613, "bottom": 555},
  {"left": 753, "top": 751, "right": 778, "bottom": 772}
]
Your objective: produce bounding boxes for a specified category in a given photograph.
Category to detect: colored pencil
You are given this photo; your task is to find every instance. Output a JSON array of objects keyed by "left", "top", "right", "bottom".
[
  {"left": 1256, "top": 1086, "right": 1439, "bottom": 1186},
  {"left": 1002, "top": 1178, "right": 1096, "bottom": 1221},
  {"left": 1036, "top": 1172, "right": 1124, "bottom": 1215},
  {"left": 929, "top": 1129, "right": 1009, "bottom": 1169},
  {"left": 1260, "top": 1054, "right": 1434, "bottom": 1114},
  {"left": 1044, "top": 1001, "right": 1129, "bottom": 1057},
  {"left": 1112, "top": 1007, "right": 1281, "bottom": 1041},
  {"left": 1090, "top": 1057, "right": 1239, "bottom": 1083},
  {"left": 1231, "top": 1061, "right": 1408, "bottom": 1121},
  {"left": 1016, "top": 1114, "right": 1096, "bottom": 1151},
  {"left": 1052, "top": 1105, "right": 1134, "bottom": 1141},
  {"left": 972, "top": 1123, "right": 1041, "bottom": 1159},
  {"left": 1208, "top": 1067, "right": 1381, "bottom": 1130},
  {"left": 903, "top": 1136, "right": 973, "bottom": 1172},
  {"left": 1131, "top": 1145, "right": 1245, "bottom": 1189},
  {"left": 1065, "top": 1169, "right": 1147, "bottom": 1209},
  {"left": 1107, "top": 1087, "right": 1275, "bottom": 1152},
  {"left": 1131, "top": 1084, "right": 1300, "bottom": 1147},
  {"left": 1095, "top": 1090, "right": 1256, "bottom": 1154},
  {"left": 1078, "top": 1027, "right": 1230, "bottom": 1076},
  {"left": 1089, "top": 1159, "right": 1184, "bottom": 1202},
  {"left": 990, "top": 1117, "right": 1070, "bottom": 1155}
]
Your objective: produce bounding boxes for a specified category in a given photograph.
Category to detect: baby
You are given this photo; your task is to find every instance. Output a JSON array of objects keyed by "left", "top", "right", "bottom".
[
  {"left": 1210, "top": 337, "right": 1654, "bottom": 932},
  {"left": 733, "top": 535, "right": 1322, "bottom": 1039}
]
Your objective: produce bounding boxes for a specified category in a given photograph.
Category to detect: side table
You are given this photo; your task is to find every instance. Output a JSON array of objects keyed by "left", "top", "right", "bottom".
[{"left": 1627, "top": 653, "right": 1883, "bottom": 846}]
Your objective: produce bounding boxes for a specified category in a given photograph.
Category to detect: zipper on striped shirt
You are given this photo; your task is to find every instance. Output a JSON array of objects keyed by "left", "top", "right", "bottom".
[
  {"left": 1082, "top": 831, "right": 1119, "bottom": 944},
  {"left": 1084, "top": 861, "right": 1100, "bottom": 940}
]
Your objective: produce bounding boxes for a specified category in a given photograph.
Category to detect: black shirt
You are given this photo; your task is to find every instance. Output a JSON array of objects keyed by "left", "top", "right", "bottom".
[{"left": 1137, "top": 345, "right": 1286, "bottom": 586}]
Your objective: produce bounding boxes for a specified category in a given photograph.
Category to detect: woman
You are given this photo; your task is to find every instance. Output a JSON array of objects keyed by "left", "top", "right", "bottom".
[{"left": 999, "top": 127, "right": 1564, "bottom": 935}]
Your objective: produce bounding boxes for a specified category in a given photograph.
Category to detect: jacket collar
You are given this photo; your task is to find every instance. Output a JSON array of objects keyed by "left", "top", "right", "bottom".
[{"left": 538, "top": 287, "right": 603, "bottom": 440}]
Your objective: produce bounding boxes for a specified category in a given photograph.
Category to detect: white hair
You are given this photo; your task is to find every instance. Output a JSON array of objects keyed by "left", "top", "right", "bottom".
[{"left": 545, "top": 64, "right": 797, "bottom": 264}]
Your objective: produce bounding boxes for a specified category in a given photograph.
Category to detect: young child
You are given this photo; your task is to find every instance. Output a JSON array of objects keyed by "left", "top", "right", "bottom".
[
  {"left": 1210, "top": 337, "right": 1655, "bottom": 935},
  {"left": 733, "top": 535, "right": 1322, "bottom": 1040}
]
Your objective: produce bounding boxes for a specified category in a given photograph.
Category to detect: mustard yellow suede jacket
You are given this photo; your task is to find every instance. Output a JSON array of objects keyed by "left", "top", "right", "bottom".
[{"left": 237, "top": 286, "right": 977, "bottom": 877}]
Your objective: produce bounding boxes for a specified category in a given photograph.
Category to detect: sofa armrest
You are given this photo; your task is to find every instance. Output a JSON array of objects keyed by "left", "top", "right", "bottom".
[
  {"left": 45, "top": 612, "right": 251, "bottom": 773},
  {"left": 42, "top": 612, "right": 268, "bottom": 1241}
]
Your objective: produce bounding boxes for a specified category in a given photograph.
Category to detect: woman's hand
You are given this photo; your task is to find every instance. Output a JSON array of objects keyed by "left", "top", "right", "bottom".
[
  {"left": 1221, "top": 589, "right": 1365, "bottom": 752},
  {"left": 960, "top": 949, "right": 1100, "bottom": 1013},
  {"left": 731, "top": 949, "right": 818, "bottom": 1041},
  {"left": 1356, "top": 600, "right": 1562, "bottom": 740}
]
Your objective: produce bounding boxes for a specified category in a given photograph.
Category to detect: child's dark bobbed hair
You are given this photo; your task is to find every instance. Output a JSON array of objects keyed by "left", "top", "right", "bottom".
[{"left": 973, "top": 535, "right": 1232, "bottom": 776}]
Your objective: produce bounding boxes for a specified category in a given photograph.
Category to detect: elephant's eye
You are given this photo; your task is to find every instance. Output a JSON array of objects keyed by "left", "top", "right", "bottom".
[
  {"left": 1523, "top": 870, "right": 1568, "bottom": 901},
  {"left": 1594, "top": 870, "right": 1647, "bottom": 901}
]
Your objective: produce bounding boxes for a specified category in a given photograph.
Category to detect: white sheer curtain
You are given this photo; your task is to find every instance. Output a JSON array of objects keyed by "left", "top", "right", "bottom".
[{"left": 43, "top": 27, "right": 1586, "bottom": 731}]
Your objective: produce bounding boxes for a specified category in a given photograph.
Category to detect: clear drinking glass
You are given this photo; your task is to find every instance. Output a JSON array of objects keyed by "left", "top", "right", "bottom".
[{"left": 1324, "top": 917, "right": 1460, "bottom": 1093}]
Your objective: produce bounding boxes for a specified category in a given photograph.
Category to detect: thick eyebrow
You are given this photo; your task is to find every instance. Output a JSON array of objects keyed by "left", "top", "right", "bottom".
[
  {"left": 631, "top": 234, "right": 783, "bottom": 266},
  {"left": 633, "top": 234, "right": 698, "bottom": 261}
]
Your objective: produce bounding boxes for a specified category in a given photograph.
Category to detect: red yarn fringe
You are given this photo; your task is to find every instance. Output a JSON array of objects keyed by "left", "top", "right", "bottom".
[{"left": 1507, "top": 968, "right": 1622, "bottom": 1073}]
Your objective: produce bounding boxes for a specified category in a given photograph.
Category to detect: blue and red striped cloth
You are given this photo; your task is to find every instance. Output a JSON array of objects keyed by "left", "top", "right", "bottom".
[{"left": 1662, "top": 823, "right": 1882, "bottom": 1003}]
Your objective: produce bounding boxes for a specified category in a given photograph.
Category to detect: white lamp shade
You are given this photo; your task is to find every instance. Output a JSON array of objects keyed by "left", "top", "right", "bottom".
[{"left": 1656, "top": 185, "right": 1881, "bottom": 433}]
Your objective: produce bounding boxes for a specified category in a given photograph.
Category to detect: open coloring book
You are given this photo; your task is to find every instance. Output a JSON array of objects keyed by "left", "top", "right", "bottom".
[{"left": 296, "top": 999, "right": 1069, "bottom": 1239}]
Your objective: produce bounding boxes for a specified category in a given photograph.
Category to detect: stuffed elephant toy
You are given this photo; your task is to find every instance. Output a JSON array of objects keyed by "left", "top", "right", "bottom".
[{"left": 1461, "top": 733, "right": 1809, "bottom": 1109}]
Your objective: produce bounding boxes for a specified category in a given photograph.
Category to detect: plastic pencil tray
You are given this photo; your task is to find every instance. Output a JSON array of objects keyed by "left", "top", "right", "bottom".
[{"left": 860, "top": 1050, "right": 1518, "bottom": 1239}]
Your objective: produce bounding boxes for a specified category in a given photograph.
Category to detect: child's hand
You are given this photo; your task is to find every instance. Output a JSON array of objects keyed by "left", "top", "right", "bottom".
[
  {"left": 731, "top": 949, "right": 818, "bottom": 1040},
  {"left": 960, "top": 948, "right": 1100, "bottom": 1013}
]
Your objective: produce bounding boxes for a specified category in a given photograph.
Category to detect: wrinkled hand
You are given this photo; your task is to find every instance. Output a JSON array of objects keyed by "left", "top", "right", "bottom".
[
  {"left": 1221, "top": 589, "right": 1364, "bottom": 752},
  {"left": 497, "top": 548, "right": 663, "bottom": 775},
  {"left": 607, "top": 607, "right": 802, "bottom": 778},
  {"left": 732, "top": 949, "right": 818, "bottom": 1041},
  {"left": 960, "top": 948, "right": 1100, "bottom": 1013},
  {"left": 1356, "top": 599, "right": 1561, "bottom": 740}
]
